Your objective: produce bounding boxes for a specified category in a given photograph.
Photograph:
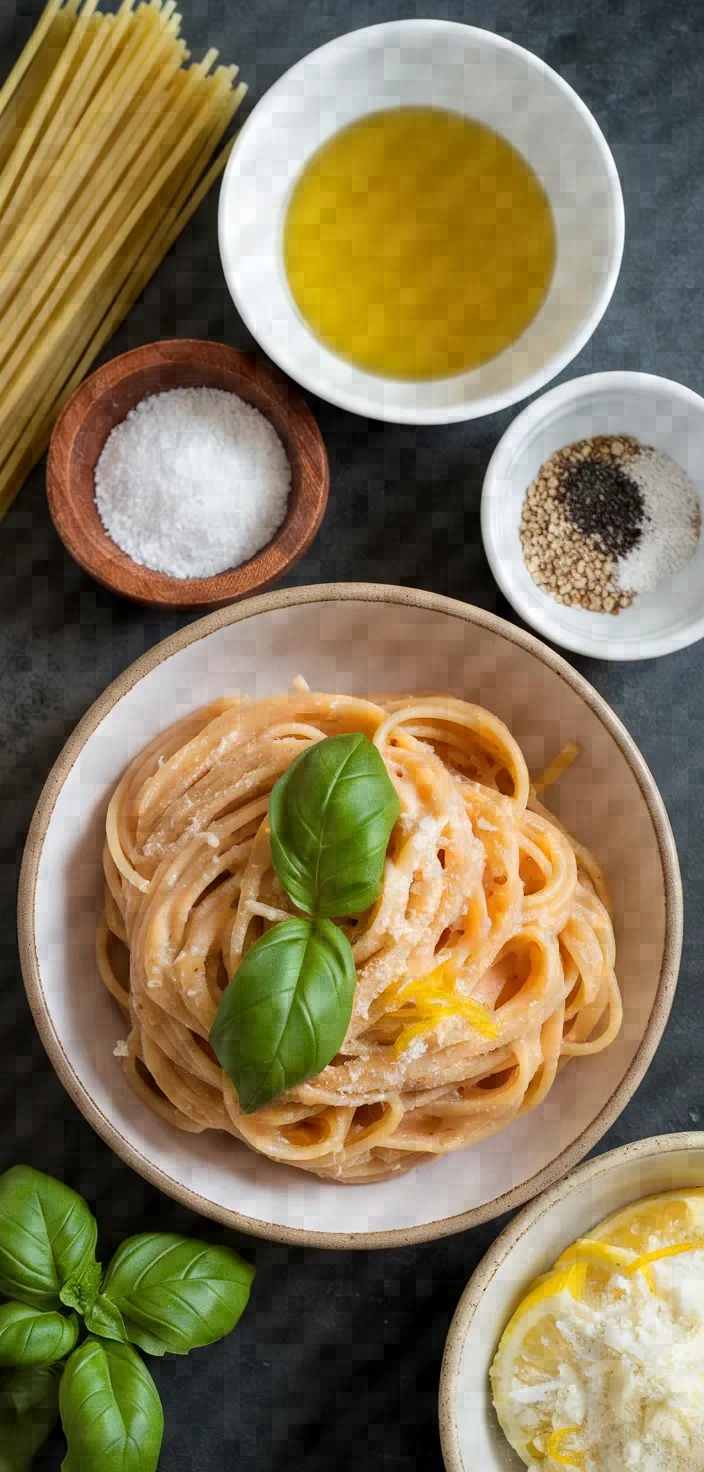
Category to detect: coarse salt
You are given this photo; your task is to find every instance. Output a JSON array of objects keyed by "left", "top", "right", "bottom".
[{"left": 94, "top": 387, "right": 291, "bottom": 579}]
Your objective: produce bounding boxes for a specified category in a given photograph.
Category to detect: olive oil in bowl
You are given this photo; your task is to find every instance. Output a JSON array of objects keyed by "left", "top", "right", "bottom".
[{"left": 283, "top": 106, "right": 556, "bottom": 382}]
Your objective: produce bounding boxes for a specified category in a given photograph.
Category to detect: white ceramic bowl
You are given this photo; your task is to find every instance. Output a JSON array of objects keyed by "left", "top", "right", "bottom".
[
  {"left": 218, "top": 21, "right": 624, "bottom": 425},
  {"left": 18, "top": 585, "right": 681, "bottom": 1248},
  {"left": 439, "top": 1131, "right": 704, "bottom": 1471},
  {"left": 482, "top": 371, "right": 704, "bottom": 659}
]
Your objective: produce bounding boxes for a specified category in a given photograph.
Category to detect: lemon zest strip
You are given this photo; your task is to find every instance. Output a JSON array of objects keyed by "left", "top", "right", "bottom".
[
  {"left": 531, "top": 741, "right": 580, "bottom": 796},
  {"left": 625, "top": 1237, "right": 704, "bottom": 1290},
  {"left": 381, "top": 963, "right": 498, "bottom": 1057},
  {"left": 544, "top": 1425, "right": 585, "bottom": 1468}
]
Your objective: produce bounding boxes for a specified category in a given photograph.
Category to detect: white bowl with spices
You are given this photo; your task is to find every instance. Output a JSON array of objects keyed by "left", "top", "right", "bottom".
[
  {"left": 439, "top": 1131, "right": 704, "bottom": 1472},
  {"left": 481, "top": 371, "right": 704, "bottom": 660},
  {"left": 219, "top": 20, "right": 624, "bottom": 425}
]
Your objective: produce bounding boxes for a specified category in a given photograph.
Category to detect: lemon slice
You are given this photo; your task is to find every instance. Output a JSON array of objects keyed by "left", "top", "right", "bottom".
[
  {"left": 589, "top": 1188, "right": 704, "bottom": 1254},
  {"left": 550, "top": 1236, "right": 633, "bottom": 1307},
  {"left": 553, "top": 1237, "right": 635, "bottom": 1305},
  {"left": 554, "top": 1238, "right": 632, "bottom": 1272},
  {"left": 490, "top": 1262, "right": 587, "bottom": 1467}
]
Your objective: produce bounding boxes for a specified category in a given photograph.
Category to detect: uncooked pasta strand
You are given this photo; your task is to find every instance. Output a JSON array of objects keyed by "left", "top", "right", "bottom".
[
  {"left": 0, "top": 119, "right": 238, "bottom": 515},
  {"left": 0, "top": 9, "right": 119, "bottom": 264},
  {"left": 0, "top": 0, "right": 245, "bottom": 522},
  {"left": 0, "top": 3, "right": 178, "bottom": 297},
  {"left": 0, "top": 0, "right": 102, "bottom": 222},
  {"left": 0, "top": 0, "right": 65, "bottom": 119},
  {"left": 0, "top": 65, "right": 221, "bottom": 411}
]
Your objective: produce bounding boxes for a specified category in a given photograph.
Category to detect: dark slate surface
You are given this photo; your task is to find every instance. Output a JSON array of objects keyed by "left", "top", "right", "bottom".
[{"left": 1, "top": 0, "right": 703, "bottom": 1466}]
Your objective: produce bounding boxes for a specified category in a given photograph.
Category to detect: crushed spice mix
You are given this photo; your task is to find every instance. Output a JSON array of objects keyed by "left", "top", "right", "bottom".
[{"left": 520, "top": 434, "right": 700, "bottom": 614}]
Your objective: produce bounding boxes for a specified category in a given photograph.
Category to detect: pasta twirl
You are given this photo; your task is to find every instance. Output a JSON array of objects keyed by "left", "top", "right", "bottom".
[{"left": 98, "top": 691, "right": 622, "bottom": 1184}]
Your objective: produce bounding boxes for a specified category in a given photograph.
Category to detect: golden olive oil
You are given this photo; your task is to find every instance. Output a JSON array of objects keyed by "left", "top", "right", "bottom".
[{"left": 284, "top": 106, "right": 556, "bottom": 381}]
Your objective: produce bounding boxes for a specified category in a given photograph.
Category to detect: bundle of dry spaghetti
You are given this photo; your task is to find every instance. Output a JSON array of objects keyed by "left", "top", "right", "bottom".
[
  {"left": 98, "top": 690, "right": 622, "bottom": 1184},
  {"left": 0, "top": 0, "right": 245, "bottom": 521}
]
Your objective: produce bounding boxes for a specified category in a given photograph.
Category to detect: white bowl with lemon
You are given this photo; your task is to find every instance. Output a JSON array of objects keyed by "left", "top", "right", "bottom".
[
  {"left": 439, "top": 1131, "right": 704, "bottom": 1471},
  {"left": 219, "top": 20, "right": 624, "bottom": 425}
]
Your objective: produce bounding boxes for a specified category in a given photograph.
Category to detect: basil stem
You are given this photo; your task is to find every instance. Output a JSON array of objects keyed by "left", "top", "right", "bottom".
[
  {"left": 210, "top": 916, "right": 356, "bottom": 1112},
  {"left": 269, "top": 732, "right": 400, "bottom": 918},
  {"left": 101, "top": 1235, "right": 254, "bottom": 1357},
  {"left": 59, "top": 1259, "right": 102, "bottom": 1318}
]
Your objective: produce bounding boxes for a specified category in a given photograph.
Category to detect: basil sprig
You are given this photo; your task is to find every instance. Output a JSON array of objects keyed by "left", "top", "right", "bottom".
[
  {"left": 0, "top": 1165, "right": 254, "bottom": 1470},
  {"left": 210, "top": 917, "right": 357, "bottom": 1113},
  {"left": 269, "top": 732, "right": 401, "bottom": 917},
  {"left": 210, "top": 733, "right": 400, "bottom": 1113}
]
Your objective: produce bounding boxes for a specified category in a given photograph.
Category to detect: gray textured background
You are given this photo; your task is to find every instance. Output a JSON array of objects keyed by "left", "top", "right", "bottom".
[{"left": 1, "top": 0, "right": 703, "bottom": 1466}]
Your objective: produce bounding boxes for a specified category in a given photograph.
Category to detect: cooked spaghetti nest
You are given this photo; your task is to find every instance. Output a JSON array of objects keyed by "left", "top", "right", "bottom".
[{"left": 98, "top": 690, "right": 622, "bottom": 1184}]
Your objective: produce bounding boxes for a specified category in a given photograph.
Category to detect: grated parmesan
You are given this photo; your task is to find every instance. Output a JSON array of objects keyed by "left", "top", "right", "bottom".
[{"left": 517, "top": 1254, "right": 704, "bottom": 1471}]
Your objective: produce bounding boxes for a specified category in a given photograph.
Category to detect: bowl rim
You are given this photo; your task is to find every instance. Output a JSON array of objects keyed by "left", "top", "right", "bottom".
[
  {"left": 438, "top": 1128, "right": 704, "bottom": 1471},
  {"left": 46, "top": 338, "right": 330, "bottom": 609},
  {"left": 218, "top": 18, "right": 625, "bottom": 426},
  {"left": 17, "top": 582, "right": 683, "bottom": 1249},
  {"left": 481, "top": 369, "right": 704, "bottom": 660}
]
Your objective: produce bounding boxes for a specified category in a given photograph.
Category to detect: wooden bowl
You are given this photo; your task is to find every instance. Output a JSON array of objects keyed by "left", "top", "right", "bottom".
[{"left": 46, "top": 340, "right": 329, "bottom": 608}]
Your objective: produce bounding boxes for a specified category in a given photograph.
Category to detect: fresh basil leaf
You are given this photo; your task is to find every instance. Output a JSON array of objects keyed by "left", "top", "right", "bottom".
[
  {"left": 101, "top": 1234, "right": 254, "bottom": 1357},
  {"left": 210, "top": 916, "right": 356, "bottom": 1112},
  {"left": 0, "top": 1167, "right": 98, "bottom": 1311},
  {"left": 269, "top": 732, "right": 400, "bottom": 917},
  {"left": 0, "top": 1302, "right": 78, "bottom": 1367},
  {"left": 60, "top": 1338, "right": 163, "bottom": 1472},
  {"left": 0, "top": 1364, "right": 60, "bottom": 1472},
  {"left": 83, "top": 1295, "right": 128, "bottom": 1345},
  {"left": 59, "top": 1258, "right": 102, "bottom": 1317}
]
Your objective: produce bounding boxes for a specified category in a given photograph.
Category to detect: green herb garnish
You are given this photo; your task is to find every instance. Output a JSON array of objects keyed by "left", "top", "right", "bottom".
[
  {"left": 210, "top": 733, "right": 400, "bottom": 1113},
  {"left": 100, "top": 1234, "right": 254, "bottom": 1358},
  {"left": 210, "top": 916, "right": 357, "bottom": 1114},
  {"left": 60, "top": 1338, "right": 163, "bottom": 1472},
  {"left": 0, "top": 1304, "right": 78, "bottom": 1369},
  {"left": 268, "top": 731, "right": 400, "bottom": 917},
  {"left": 0, "top": 1167, "right": 98, "bottom": 1312},
  {"left": 0, "top": 1165, "right": 254, "bottom": 1470}
]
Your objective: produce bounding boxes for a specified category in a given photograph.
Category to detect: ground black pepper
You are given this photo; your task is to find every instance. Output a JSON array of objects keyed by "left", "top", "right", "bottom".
[{"left": 560, "top": 459, "right": 645, "bottom": 558}]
